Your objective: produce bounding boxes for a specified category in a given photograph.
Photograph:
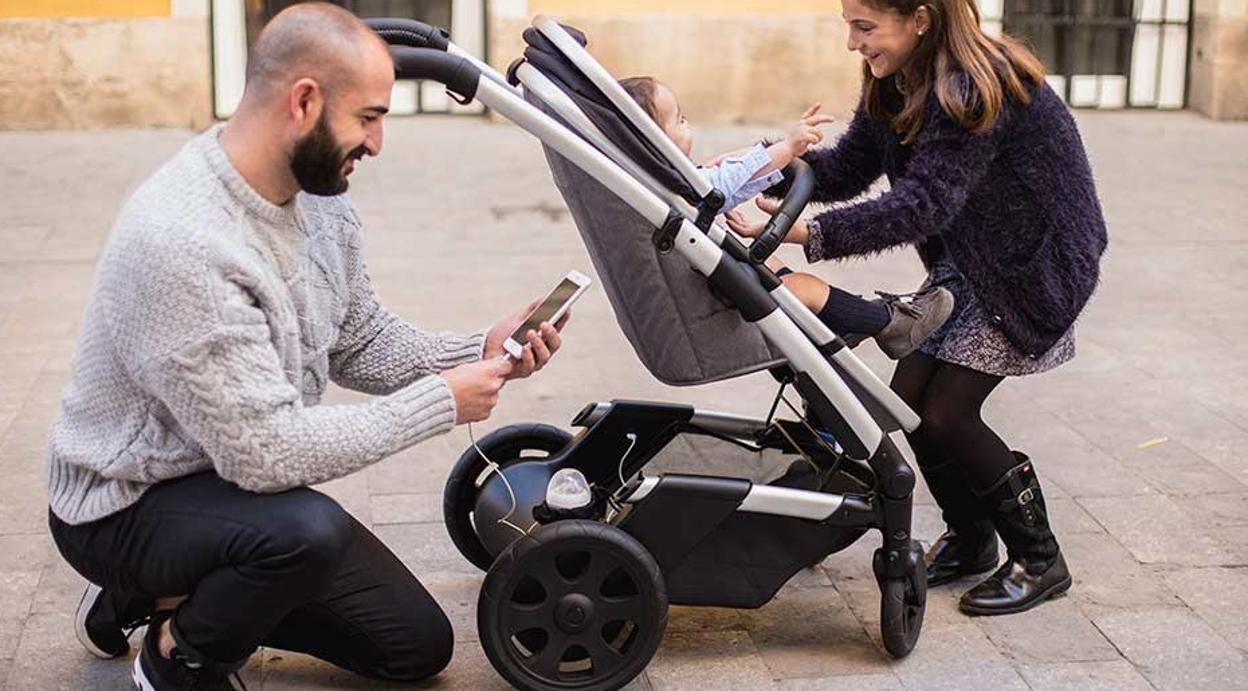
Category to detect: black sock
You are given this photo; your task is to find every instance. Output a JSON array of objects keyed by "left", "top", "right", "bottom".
[{"left": 817, "top": 287, "right": 890, "bottom": 336}]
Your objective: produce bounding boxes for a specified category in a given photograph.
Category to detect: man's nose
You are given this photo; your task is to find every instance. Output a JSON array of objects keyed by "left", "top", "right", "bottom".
[{"left": 365, "top": 127, "right": 383, "bottom": 157}]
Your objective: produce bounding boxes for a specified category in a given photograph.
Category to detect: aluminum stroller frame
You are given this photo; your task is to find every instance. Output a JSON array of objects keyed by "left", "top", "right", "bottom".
[{"left": 365, "top": 16, "right": 928, "bottom": 691}]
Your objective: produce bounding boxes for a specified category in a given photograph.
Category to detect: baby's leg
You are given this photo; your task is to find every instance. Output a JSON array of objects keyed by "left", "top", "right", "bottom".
[{"left": 777, "top": 271, "right": 889, "bottom": 337}]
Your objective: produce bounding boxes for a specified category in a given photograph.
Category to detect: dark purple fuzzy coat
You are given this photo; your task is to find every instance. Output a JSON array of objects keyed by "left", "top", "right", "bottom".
[{"left": 776, "top": 83, "right": 1108, "bottom": 357}]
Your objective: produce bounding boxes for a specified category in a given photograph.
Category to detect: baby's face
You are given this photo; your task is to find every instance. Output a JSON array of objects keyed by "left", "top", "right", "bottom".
[{"left": 652, "top": 83, "right": 693, "bottom": 158}]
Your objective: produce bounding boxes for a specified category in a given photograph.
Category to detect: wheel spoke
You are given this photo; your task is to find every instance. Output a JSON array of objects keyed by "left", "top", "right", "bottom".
[
  {"left": 597, "top": 597, "right": 639, "bottom": 625},
  {"left": 525, "top": 631, "right": 570, "bottom": 679},
  {"left": 533, "top": 558, "right": 570, "bottom": 597},
  {"left": 583, "top": 631, "right": 624, "bottom": 673},
  {"left": 502, "top": 602, "right": 549, "bottom": 633},
  {"left": 581, "top": 552, "right": 620, "bottom": 591}
]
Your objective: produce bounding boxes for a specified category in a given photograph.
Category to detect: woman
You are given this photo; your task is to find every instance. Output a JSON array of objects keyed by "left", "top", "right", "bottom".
[{"left": 728, "top": 0, "right": 1107, "bottom": 615}]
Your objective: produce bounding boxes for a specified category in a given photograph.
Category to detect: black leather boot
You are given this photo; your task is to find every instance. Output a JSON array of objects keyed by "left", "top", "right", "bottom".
[
  {"left": 919, "top": 458, "right": 998, "bottom": 586},
  {"left": 959, "top": 453, "right": 1071, "bottom": 615}
]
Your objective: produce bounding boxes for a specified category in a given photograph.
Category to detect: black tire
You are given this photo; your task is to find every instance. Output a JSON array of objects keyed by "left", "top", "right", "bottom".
[
  {"left": 444, "top": 424, "right": 573, "bottom": 571},
  {"left": 875, "top": 541, "right": 927, "bottom": 658},
  {"left": 478, "top": 520, "right": 668, "bottom": 691}
]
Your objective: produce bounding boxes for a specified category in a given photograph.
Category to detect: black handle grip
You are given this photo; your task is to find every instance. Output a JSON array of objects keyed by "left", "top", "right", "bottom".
[
  {"left": 389, "top": 46, "right": 480, "bottom": 102},
  {"left": 365, "top": 17, "right": 450, "bottom": 51},
  {"left": 748, "top": 158, "right": 815, "bottom": 263}
]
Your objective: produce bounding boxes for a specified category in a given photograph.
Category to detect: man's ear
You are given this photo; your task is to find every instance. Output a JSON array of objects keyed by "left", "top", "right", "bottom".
[{"left": 288, "top": 77, "right": 323, "bottom": 134}]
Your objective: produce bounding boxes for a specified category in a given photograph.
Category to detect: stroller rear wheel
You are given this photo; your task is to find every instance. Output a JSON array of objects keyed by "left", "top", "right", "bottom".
[
  {"left": 444, "top": 424, "right": 573, "bottom": 571},
  {"left": 478, "top": 519, "right": 668, "bottom": 691},
  {"left": 875, "top": 541, "right": 927, "bottom": 658}
]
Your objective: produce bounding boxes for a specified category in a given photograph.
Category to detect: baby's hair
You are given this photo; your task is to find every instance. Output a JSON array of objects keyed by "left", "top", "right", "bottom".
[{"left": 619, "top": 76, "right": 661, "bottom": 122}]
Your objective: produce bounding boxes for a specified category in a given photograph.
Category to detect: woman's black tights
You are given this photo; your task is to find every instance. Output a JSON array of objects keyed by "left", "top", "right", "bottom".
[{"left": 890, "top": 351, "right": 1018, "bottom": 490}]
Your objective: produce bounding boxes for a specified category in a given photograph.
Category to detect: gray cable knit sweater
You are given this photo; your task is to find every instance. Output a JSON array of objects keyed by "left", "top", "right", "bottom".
[{"left": 45, "top": 126, "right": 485, "bottom": 525}]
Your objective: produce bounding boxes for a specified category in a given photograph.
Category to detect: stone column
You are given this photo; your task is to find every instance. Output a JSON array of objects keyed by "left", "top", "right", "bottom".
[{"left": 1189, "top": 0, "right": 1248, "bottom": 119}]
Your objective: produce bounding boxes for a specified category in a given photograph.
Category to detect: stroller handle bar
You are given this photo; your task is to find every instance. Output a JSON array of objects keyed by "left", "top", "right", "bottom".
[
  {"left": 364, "top": 17, "right": 450, "bottom": 51},
  {"left": 749, "top": 159, "right": 815, "bottom": 264}
]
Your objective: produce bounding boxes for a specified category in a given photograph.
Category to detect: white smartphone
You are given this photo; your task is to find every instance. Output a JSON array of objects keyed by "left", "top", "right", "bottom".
[{"left": 503, "top": 270, "right": 592, "bottom": 359}]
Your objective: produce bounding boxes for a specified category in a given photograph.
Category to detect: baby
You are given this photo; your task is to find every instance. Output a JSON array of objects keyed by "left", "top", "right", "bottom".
[{"left": 620, "top": 76, "right": 952, "bottom": 359}]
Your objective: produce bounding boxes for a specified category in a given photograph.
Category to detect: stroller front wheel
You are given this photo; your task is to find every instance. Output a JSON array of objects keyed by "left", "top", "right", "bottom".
[{"left": 875, "top": 541, "right": 927, "bottom": 658}]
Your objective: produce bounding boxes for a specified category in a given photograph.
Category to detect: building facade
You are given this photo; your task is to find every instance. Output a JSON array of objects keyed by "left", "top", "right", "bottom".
[{"left": 0, "top": 0, "right": 1244, "bottom": 130}]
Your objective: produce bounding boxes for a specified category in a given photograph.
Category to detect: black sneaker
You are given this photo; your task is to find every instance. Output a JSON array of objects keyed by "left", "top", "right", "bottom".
[
  {"left": 75, "top": 583, "right": 135, "bottom": 659},
  {"left": 132, "top": 613, "right": 247, "bottom": 691}
]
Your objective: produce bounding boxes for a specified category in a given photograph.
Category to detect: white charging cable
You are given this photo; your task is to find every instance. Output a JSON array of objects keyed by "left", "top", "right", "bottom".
[
  {"left": 468, "top": 422, "right": 534, "bottom": 538},
  {"left": 613, "top": 432, "right": 639, "bottom": 497}
]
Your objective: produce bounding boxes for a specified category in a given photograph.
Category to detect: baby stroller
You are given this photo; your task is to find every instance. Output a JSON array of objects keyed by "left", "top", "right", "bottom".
[{"left": 366, "top": 16, "right": 928, "bottom": 691}]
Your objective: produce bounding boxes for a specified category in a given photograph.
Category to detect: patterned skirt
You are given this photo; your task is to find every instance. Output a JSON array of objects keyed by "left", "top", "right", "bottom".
[{"left": 917, "top": 258, "right": 1075, "bottom": 377}]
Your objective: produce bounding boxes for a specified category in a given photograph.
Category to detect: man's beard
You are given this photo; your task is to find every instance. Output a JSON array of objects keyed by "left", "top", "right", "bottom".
[{"left": 290, "top": 112, "right": 366, "bottom": 197}]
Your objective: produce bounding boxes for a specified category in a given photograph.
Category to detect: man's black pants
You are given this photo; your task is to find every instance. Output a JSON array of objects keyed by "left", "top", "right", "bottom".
[{"left": 49, "top": 472, "right": 452, "bottom": 681}]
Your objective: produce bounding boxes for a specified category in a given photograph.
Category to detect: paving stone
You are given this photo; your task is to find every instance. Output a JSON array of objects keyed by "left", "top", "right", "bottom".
[
  {"left": 738, "top": 586, "right": 890, "bottom": 679},
  {"left": 996, "top": 415, "right": 1155, "bottom": 498},
  {"left": 647, "top": 630, "right": 777, "bottom": 690},
  {"left": 664, "top": 605, "right": 746, "bottom": 634},
  {"left": 1214, "top": 526, "right": 1248, "bottom": 566},
  {"left": 887, "top": 622, "right": 1029, "bottom": 691},
  {"left": 1058, "top": 533, "right": 1180, "bottom": 609},
  {"left": 1182, "top": 493, "right": 1248, "bottom": 528},
  {"left": 314, "top": 472, "right": 374, "bottom": 526},
  {"left": 5, "top": 611, "right": 133, "bottom": 690},
  {"left": 777, "top": 673, "right": 905, "bottom": 690},
  {"left": 3, "top": 111, "right": 1247, "bottom": 690},
  {"left": 366, "top": 434, "right": 464, "bottom": 496},
  {"left": 1093, "top": 606, "right": 1248, "bottom": 691},
  {"left": 1078, "top": 494, "right": 1233, "bottom": 566},
  {"left": 974, "top": 597, "right": 1119, "bottom": 664},
  {"left": 261, "top": 650, "right": 406, "bottom": 689},
  {"left": 425, "top": 575, "right": 485, "bottom": 643},
  {"left": 0, "top": 533, "right": 51, "bottom": 573},
  {"left": 1015, "top": 659, "right": 1155, "bottom": 690},
  {"left": 370, "top": 492, "right": 444, "bottom": 525},
  {"left": 1046, "top": 497, "right": 1106, "bottom": 536},
  {"left": 370, "top": 522, "right": 481, "bottom": 582},
  {"left": 1163, "top": 567, "right": 1248, "bottom": 652},
  {"left": 0, "top": 572, "right": 40, "bottom": 660}
]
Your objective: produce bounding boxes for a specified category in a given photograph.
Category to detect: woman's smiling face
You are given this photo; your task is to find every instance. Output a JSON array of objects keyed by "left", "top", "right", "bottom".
[{"left": 843, "top": 0, "right": 928, "bottom": 79}]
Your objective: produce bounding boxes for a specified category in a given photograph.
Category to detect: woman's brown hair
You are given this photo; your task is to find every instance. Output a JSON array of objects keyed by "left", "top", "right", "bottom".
[{"left": 863, "top": 0, "right": 1045, "bottom": 143}]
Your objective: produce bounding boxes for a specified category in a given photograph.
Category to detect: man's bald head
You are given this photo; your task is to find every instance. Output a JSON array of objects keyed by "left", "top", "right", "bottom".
[{"left": 243, "top": 2, "right": 392, "bottom": 103}]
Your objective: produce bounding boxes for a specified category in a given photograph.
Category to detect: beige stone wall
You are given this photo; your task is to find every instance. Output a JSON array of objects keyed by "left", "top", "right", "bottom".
[
  {"left": 489, "top": 13, "right": 865, "bottom": 125},
  {"left": 0, "top": 15, "right": 212, "bottom": 130},
  {"left": 1188, "top": 0, "right": 1248, "bottom": 119}
]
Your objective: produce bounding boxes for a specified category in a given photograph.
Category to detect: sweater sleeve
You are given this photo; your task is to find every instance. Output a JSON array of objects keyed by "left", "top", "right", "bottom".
[
  {"left": 803, "top": 100, "right": 1002, "bottom": 263},
  {"left": 136, "top": 279, "right": 459, "bottom": 493},
  {"left": 328, "top": 224, "right": 485, "bottom": 395},
  {"left": 765, "top": 104, "right": 885, "bottom": 205}
]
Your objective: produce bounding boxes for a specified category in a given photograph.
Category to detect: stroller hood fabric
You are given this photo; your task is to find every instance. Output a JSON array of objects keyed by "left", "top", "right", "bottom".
[{"left": 520, "top": 26, "right": 787, "bottom": 385}]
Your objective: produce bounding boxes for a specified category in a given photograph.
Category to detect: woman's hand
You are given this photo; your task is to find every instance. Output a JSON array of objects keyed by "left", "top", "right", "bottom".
[{"left": 724, "top": 197, "right": 811, "bottom": 246}]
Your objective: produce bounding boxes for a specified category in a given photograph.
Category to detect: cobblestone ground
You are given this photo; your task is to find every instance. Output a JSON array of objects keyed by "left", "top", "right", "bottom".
[{"left": 1, "top": 110, "right": 1246, "bottom": 690}]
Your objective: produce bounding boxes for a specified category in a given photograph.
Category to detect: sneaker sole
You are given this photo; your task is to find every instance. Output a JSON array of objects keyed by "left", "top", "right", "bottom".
[
  {"left": 958, "top": 573, "right": 1073, "bottom": 616},
  {"left": 76, "top": 583, "right": 122, "bottom": 660},
  {"left": 132, "top": 651, "right": 158, "bottom": 691}
]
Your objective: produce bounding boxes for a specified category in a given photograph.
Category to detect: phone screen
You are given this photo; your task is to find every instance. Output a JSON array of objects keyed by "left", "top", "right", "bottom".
[{"left": 510, "top": 278, "right": 580, "bottom": 342}]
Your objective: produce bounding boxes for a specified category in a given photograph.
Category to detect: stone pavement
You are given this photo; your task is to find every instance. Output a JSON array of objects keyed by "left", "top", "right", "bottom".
[{"left": 1, "top": 110, "right": 1246, "bottom": 690}]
